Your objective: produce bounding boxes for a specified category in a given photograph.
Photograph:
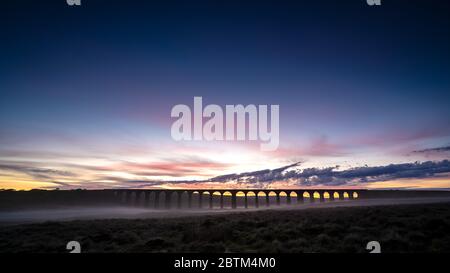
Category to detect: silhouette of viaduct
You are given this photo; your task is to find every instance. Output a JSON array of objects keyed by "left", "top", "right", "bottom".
[
  {"left": 114, "top": 189, "right": 362, "bottom": 209},
  {"left": 2, "top": 189, "right": 450, "bottom": 210}
]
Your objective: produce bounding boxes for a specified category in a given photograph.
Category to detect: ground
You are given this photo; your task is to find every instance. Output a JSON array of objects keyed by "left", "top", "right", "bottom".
[{"left": 1, "top": 202, "right": 450, "bottom": 253}]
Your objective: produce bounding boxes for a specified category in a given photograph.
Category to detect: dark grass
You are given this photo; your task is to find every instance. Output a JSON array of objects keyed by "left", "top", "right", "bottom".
[{"left": 1, "top": 202, "right": 450, "bottom": 253}]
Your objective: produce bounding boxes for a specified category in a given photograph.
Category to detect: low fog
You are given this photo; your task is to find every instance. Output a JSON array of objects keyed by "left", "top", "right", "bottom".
[{"left": 2, "top": 197, "right": 450, "bottom": 225}]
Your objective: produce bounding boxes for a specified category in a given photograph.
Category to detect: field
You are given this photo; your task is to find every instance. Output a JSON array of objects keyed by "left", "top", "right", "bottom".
[{"left": 1, "top": 202, "right": 450, "bottom": 253}]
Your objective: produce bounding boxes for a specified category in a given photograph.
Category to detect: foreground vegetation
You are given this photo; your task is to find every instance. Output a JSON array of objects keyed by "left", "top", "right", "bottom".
[{"left": 1, "top": 203, "right": 450, "bottom": 253}]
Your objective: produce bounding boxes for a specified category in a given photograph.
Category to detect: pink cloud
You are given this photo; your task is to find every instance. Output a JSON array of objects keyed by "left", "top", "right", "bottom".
[
  {"left": 90, "top": 159, "right": 231, "bottom": 178},
  {"left": 272, "top": 135, "right": 346, "bottom": 157},
  {"left": 349, "top": 126, "right": 450, "bottom": 147}
]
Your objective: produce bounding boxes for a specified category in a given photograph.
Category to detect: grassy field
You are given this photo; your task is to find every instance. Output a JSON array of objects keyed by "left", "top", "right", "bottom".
[{"left": 1, "top": 202, "right": 450, "bottom": 253}]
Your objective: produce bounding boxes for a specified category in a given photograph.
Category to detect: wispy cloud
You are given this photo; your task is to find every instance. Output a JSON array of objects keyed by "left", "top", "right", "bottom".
[
  {"left": 0, "top": 163, "right": 75, "bottom": 181},
  {"left": 83, "top": 158, "right": 231, "bottom": 178},
  {"left": 1, "top": 158, "right": 450, "bottom": 190},
  {"left": 352, "top": 126, "right": 450, "bottom": 147},
  {"left": 413, "top": 146, "right": 450, "bottom": 153},
  {"left": 274, "top": 136, "right": 346, "bottom": 157},
  {"left": 204, "top": 160, "right": 450, "bottom": 188}
]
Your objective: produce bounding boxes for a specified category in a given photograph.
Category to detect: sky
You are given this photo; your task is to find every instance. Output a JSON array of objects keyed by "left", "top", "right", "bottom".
[{"left": 1, "top": 0, "right": 450, "bottom": 190}]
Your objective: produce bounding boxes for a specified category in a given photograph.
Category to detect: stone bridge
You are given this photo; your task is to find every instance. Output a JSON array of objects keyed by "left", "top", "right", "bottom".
[
  {"left": 2, "top": 189, "right": 449, "bottom": 210},
  {"left": 113, "top": 189, "right": 366, "bottom": 209}
]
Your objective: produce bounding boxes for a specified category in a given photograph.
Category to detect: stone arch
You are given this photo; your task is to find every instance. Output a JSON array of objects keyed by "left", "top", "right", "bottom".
[
  {"left": 323, "top": 191, "right": 330, "bottom": 201},
  {"left": 279, "top": 191, "right": 288, "bottom": 205},
  {"left": 142, "top": 191, "right": 152, "bottom": 207},
  {"left": 222, "top": 191, "right": 232, "bottom": 209},
  {"left": 113, "top": 190, "right": 120, "bottom": 199},
  {"left": 145, "top": 191, "right": 156, "bottom": 208},
  {"left": 257, "top": 191, "right": 267, "bottom": 197},
  {"left": 177, "top": 191, "right": 189, "bottom": 209},
  {"left": 289, "top": 191, "right": 298, "bottom": 205},
  {"left": 313, "top": 191, "right": 321, "bottom": 201},
  {"left": 137, "top": 191, "right": 146, "bottom": 206},
  {"left": 212, "top": 191, "right": 222, "bottom": 209},
  {"left": 157, "top": 191, "right": 166, "bottom": 209},
  {"left": 191, "top": 191, "right": 201, "bottom": 208},
  {"left": 166, "top": 190, "right": 175, "bottom": 209},
  {"left": 129, "top": 191, "right": 138, "bottom": 206},
  {"left": 333, "top": 192, "right": 340, "bottom": 199},
  {"left": 121, "top": 191, "right": 129, "bottom": 204},
  {"left": 268, "top": 191, "right": 277, "bottom": 206},
  {"left": 303, "top": 191, "right": 311, "bottom": 202},
  {"left": 236, "top": 191, "right": 246, "bottom": 208},
  {"left": 246, "top": 191, "right": 257, "bottom": 208},
  {"left": 257, "top": 191, "right": 268, "bottom": 207},
  {"left": 343, "top": 192, "right": 350, "bottom": 199},
  {"left": 201, "top": 191, "right": 212, "bottom": 209}
]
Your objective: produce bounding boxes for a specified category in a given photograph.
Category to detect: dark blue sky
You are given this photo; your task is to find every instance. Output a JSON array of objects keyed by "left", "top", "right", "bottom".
[{"left": 1, "top": 0, "right": 450, "bottom": 189}]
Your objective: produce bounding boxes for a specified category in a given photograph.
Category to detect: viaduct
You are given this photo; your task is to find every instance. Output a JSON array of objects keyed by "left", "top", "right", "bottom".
[
  {"left": 2, "top": 189, "right": 450, "bottom": 210},
  {"left": 114, "top": 189, "right": 363, "bottom": 209}
]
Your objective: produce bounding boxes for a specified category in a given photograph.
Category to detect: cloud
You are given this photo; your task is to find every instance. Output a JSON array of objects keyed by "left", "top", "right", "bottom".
[
  {"left": 274, "top": 136, "right": 346, "bottom": 157},
  {"left": 349, "top": 126, "right": 450, "bottom": 148},
  {"left": 413, "top": 146, "right": 450, "bottom": 153},
  {"left": 210, "top": 162, "right": 301, "bottom": 182},
  {"left": 2, "top": 158, "right": 450, "bottom": 190},
  {"left": 205, "top": 160, "right": 450, "bottom": 187},
  {"left": 87, "top": 158, "right": 231, "bottom": 178},
  {"left": 0, "top": 163, "right": 75, "bottom": 180}
]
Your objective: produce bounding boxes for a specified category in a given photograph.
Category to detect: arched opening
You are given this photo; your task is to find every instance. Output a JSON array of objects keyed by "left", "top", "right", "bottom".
[
  {"left": 289, "top": 191, "right": 298, "bottom": 205},
  {"left": 343, "top": 192, "right": 349, "bottom": 199},
  {"left": 257, "top": 191, "right": 267, "bottom": 207},
  {"left": 178, "top": 191, "right": 189, "bottom": 209},
  {"left": 170, "top": 191, "right": 177, "bottom": 209},
  {"left": 158, "top": 191, "right": 166, "bottom": 209},
  {"left": 313, "top": 191, "right": 321, "bottom": 200},
  {"left": 143, "top": 191, "right": 153, "bottom": 207},
  {"left": 129, "top": 191, "right": 137, "bottom": 206},
  {"left": 115, "top": 191, "right": 122, "bottom": 202},
  {"left": 236, "top": 191, "right": 245, "bottom": 208},
  {"left": 142, "top": 192, "right": 148, "bottom": 206},
  {"left": 323, "top": 192, "right": 330, "bottom": 201},
  {"left": 129, "top": 191, "right": 138, "bottom": 206},
  {"left": 268, "top": 191, "right": 277, "bottom": 206},
  {"left": 352, "top": 192, "right": 358, "bottom": 199},
  {"left": 279, "top": 191, "right": 288, "bottom": 205},
  {"left": 303, "top": 191, "right": 311, "bottom": 202},
  {"left": 246, "top": 191, "right": 256, "bottom": 208},
  {"left": 118, "top": 191, "right": 125, "bottom": 204},
  {"left": 333, "top": 192, "right": 340, "bottom": 200},
  {"left": 135, "top": 192, "right": 144, "bottom": 206},
  {"left": 147, "top": 191, "right": 156, "bottom": 208},
  {"left": 212, "top": 191, "right": 221, "bottom": 209},
  {"left": 167, "top": 191, "right": 176, "bottom": 209},
  {"left": 201, "top": 191, "right": 211, "bottom": 209},
  {"left": 222, "top": 191, "right": 232, "bottom": 209},
  {"left": 192, "top": 191, "right": 200, "bottom": 208},
  {"left": 122, "top": 191, "right": 130, "bottom": 204}
]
